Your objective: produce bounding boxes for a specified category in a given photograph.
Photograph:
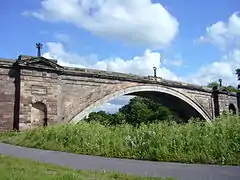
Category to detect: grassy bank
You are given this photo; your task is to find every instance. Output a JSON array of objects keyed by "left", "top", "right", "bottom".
[
  {"left": 0, "top": 131, "right": 18, "bottom": 141},
  {"left": 0, "top": 155, "right": 169, "bottom": 180},
  {"left": 1, "top": 115, "right": 240, "bottom": 165}
]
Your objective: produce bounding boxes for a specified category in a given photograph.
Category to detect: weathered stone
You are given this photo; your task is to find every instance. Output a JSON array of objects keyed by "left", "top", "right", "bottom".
[{"left": 0, "top": 55, "right": 239, "bottom": 131}]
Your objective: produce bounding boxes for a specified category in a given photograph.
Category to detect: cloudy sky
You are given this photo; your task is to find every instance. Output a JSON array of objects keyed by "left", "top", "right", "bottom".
[{"left": 1, "top": 0, "right": 240, "bottom": 113}]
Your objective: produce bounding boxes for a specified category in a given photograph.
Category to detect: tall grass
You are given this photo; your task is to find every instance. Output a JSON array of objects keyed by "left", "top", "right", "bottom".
[
  {"left": 3, "top": 114, "right": 240, "bottom": 165},
  {"left": 0, "top": 131, "right": 18, "bottom": 141}
]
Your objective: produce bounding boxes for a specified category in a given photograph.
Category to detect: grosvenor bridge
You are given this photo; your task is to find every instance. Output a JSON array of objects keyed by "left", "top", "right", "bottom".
[{"left": 0, "top": 55, "right": 238, "bottom": 131}]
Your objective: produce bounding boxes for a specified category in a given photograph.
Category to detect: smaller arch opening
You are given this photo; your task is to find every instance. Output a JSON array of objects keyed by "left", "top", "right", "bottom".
[
  {"left": 229, "top": 103, "right": 236, "bottom": 115},
  {"left": 31, "top": 102, "right": 48, "bottom": 126}
]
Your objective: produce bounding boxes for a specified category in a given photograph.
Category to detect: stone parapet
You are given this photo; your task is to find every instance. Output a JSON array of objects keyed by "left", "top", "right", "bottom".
[{"left": 0, "top": 55, "right": 238, "bottom": 131}]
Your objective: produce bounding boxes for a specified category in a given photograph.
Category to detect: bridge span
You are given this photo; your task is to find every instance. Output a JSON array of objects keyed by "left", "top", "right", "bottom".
[{"left": 0, "top": 55, "right": 238, "bottom": 131}]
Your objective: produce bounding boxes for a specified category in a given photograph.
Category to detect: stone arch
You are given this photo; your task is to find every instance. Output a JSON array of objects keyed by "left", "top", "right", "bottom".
[
  {"left": 70, "top": 85, "right": 212, "bottom": 124},
  {"left": 31, "top": 102, "right": 48, "bottom": 126},
  {"left": 229, "top": 103, "right": 237, "bottom": 114}
]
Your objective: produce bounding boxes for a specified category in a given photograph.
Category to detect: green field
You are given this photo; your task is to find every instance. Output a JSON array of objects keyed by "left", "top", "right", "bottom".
[
  {"left": 0, "top": 155, "right": 171, "bottom": 180},
  {"left": 1, "top": 114, "right": 240, "bottom": 166}
]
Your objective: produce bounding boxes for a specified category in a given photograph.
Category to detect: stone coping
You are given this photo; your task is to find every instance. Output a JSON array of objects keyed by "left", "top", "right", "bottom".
[{"left": 0, "top": 57, "right": 236, "bottom": 96}]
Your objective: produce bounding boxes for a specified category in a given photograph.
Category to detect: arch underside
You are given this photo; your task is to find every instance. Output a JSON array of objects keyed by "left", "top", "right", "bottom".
[
  {"left": 70, "top": 85, "right": 212, "bottom": 124},
  {"left": 129, "top": 91, "right": 208, "bottom": 121}
]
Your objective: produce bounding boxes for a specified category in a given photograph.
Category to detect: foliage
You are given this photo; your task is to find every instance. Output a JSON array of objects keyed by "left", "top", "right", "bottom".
[
  {"left": 207, "top": 81, "right": 240, "bottom": 92},
  {"left": 2, "top": 114, "right": 240, "bottom": 166},
  {"left": 0, "top": 131, "right": 18, "bottom": 141},
  {"left": 207, "top": 82, "right": 219, "bottom": 88},
  {"left": 0, "top": 155, "right": 169, "bottom": 180},
  {"left": 85, "top": 97, "right": 183, "bottom": 126},
  {"left": 236, "top": 68, "right": 240, "bottom": 81}
]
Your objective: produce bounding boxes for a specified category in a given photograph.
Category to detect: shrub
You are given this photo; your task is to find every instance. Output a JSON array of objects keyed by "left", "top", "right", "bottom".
[{"left": 3, "top": 114, "right": 240, "bottom": 165}]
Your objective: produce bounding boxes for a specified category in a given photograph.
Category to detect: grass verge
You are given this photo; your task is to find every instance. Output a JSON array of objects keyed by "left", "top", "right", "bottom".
[
  {"left": 0, "top": 131, "right": 18, "bottom": 141},
  {"left": 0, "top": 155, "right": 171, "bottom": 180},
  {"left": 1, "top": 115, "right": 240, "bottom": 166}
]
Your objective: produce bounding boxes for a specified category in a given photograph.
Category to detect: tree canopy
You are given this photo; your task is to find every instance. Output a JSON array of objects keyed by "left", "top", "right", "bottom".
[
  {"left": 84, "top": 96, "right": 183, "bottom": 126},
  {"left": 207, "top": 81, "right": 239, "bottom": 92}
]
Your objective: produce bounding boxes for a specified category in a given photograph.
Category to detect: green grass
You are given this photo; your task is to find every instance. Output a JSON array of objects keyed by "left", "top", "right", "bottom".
[
  {"left": 0, "top": 131, "right": 18, "bottom": 141},
  {"left": 1, "top": 115, "right": 240, "bottom": 166},
  {"left": 0, "top": 155, "right": 170, "bottom": 180}
]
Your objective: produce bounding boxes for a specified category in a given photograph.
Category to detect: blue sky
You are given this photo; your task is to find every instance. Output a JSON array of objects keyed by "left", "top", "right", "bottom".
[
  {"left": 0, "top": 1, "right": 239, "bottom": 75},
  {"left": 1, "top": 0, "right": 240, "bottom": 112}
]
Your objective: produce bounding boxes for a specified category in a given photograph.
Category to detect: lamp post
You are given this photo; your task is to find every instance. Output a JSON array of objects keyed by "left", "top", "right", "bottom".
[
  {"left": 36, "top": 43, "right": 43, "bottom": 57},
  {"left": 218, "top": 79, "right": 222, "bottom": 87},
  {"left": 153, "top": 66, "right": 157, "bottom": 78}
]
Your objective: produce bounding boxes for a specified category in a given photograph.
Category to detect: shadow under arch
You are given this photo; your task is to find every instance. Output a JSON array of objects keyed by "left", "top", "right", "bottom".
[
  {"left": 229, "top": 103, "right": 237, "bottom": 114},
  {"left": 70, "top": 85, "right": 212, "bottom": 124},
  {"left": 31, "top": 102, "right": 48, "bottom": 126}
]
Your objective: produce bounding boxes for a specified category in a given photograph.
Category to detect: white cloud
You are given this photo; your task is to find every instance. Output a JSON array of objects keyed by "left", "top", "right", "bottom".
[
  {"left": 43, "top": 42, "right": 179, "bottom": 80},
  {"left": 23, "top": 0, "right": 179, "bottom": 48},
  {"left": 94, "top": 96, "right": 133, "bottom": 113},
  {"left": 191, "top": 12, "right": 240, "bottom": 86},
  {"left": 198, "top": 12, "right": 240, "bottom": 50},
  {"left": 188, "top": 48, "right": 240, "bottom": 87},
  {"left": 188, "top": 61, "right": 234, "bottom": 85},
  {"left": 93, "top": 102, "right": 123, "bottom": 114},
  {"left": 109, "top": 96, "right": 134, "bottom": 106},
  {"left": 43, "top": 42, "right": 96, "bottom": 68},
  {"left": 54, "top": 33, "right": 71, "bottom": 43}
]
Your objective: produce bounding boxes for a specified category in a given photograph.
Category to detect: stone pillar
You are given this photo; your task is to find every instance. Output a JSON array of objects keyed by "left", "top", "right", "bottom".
[
  {"left": 212, "top": 86, "right": 220, "bottom": 118},
  {"left": 57, "top": 75, "right": 64, "bottom": 123}
]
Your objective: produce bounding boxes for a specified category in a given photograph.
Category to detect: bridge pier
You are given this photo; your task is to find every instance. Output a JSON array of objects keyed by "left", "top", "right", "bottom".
[
  {"left": 212, "top": 85, "right": 239, "bottom": 118},
  {"left": 237, "top": 92, "right": 240, "bottom": 114}
]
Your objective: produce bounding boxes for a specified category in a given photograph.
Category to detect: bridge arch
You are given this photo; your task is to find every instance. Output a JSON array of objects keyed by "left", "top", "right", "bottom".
[{"left": 70, "top": 85, "right": 212, "bottom": 124}]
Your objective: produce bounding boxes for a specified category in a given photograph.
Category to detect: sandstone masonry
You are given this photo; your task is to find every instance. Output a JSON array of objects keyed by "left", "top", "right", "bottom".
[{"left": 0, "top": 55, "right": 238, "bottom": 131}]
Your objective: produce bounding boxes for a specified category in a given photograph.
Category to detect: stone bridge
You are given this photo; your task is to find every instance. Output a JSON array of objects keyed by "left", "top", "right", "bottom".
[{"left": 0, "top": 55, "right": 238, "bottom": 131}]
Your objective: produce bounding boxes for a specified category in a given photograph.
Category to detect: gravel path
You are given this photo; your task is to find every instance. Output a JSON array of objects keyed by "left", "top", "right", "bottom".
[{"left": 0, "top": 142, "right": 239, "bottom": 180}]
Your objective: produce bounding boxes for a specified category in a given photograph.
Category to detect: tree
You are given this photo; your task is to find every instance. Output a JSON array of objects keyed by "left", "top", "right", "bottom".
[
  {"left": 85, "top": 111, "right": 113, "bottom": 125},
  {"left": 207, "top": 82, "right": 219, "bottom": 88},
  {"left": 226, "top": 85, "right": 237, "bottom": 92},
  {"left": 85, "top": 96, "right": 181, "bottom": 126},
  {"left": 236, "top": 68, "right": 240, "bottom": 81},
  {"left": 207, "top": 81, "right": 239, "bottom": 92},
  {"left": 118, "top": 97, "right": 153, "bottom": 125}
]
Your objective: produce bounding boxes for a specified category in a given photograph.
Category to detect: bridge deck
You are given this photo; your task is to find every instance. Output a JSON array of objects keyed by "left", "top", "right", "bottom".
[{"left": 0, "top": 57, "right": 236, "bottom": 96}]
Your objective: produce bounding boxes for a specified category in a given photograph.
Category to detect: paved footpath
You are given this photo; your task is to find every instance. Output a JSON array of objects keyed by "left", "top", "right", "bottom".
[{"left": 0, "top": 143, "right": 239, "bottom": 180}]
